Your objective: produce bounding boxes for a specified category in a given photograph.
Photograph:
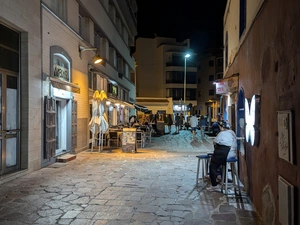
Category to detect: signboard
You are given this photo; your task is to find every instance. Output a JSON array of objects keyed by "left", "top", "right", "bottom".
[
  {"left": 215, "top": 76, "right": 238, "bottom": 94},
  {"left": 122, "top": 128, "right": 136, "bottom": 153}
]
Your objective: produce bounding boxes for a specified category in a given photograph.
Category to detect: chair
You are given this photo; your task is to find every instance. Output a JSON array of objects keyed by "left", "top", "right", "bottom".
[
  {"left": 96, "top": 132, "right": 108, "bottom": 147},
  {"left": 220, "top": 157, "right": 242, "bottom": 195},
  {"left": 195, "top": 154, "right": 212, "bottom": 188},
  {"left": 108, "top": 131, "right": 119, "bottom": 147},
  {"left": 143, "top": 126, "right": 152, "bottom": 144},
  {"left": 136, "top": 131, "right": 144, "bottom": 148}
]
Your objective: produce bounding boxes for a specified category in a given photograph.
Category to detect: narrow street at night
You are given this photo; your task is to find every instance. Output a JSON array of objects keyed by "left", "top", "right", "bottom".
[{"left": 0, "top": 129, "right": 263, "bottom": 225}]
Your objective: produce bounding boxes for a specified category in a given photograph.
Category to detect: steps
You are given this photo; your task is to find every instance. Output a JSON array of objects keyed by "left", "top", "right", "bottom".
[{"left": 56, "top": 153, "right": 76, "bottom": 163}]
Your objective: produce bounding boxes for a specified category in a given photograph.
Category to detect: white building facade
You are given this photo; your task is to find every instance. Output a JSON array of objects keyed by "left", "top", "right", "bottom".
[{"left": 0, "top": 0, "right": 137, "bottom": 182}]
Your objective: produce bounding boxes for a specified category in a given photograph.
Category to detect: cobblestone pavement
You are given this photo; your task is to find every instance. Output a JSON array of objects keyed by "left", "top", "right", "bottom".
[{"left": 0, "top": 128, "right": 264, "bottom": 225}]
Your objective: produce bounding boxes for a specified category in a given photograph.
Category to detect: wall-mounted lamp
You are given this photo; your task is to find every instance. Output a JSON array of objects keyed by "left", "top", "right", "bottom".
[{"left": 79, "top": 45, "right": 102, "bottom": 64}]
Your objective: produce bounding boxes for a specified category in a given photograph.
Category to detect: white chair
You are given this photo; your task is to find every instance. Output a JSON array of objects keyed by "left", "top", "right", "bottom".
[
  {"left": 136, "top": 131, "right": 145, "bottom": 148},
  {"left": 143, "top": 127, "right": 152, "bottom": 144}
]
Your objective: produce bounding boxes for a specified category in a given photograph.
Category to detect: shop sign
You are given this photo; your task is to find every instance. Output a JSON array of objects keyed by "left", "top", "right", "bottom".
[
  {"left": 216, "top": 76, "right": 238, "bottom": 94},
  {"left": 52, "top": 53, "right": 70, "bottom": 82},
  {"left": 54, "top": 64, "right": 69, "bottom": 81},
  {"left": 245, "top": 95, "right": 260, "bottom": 146},
  {"left": 109, "top": 83, "right": 118, "bottom": 96}
]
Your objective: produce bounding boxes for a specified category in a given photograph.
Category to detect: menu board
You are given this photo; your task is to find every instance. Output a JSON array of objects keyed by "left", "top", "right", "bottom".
[{"left": 122, "top": 128, "right": 137, "bottom": 153}]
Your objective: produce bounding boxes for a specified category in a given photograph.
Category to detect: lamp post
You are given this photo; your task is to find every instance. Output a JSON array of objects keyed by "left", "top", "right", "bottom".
[{"left": 183, "top": 53, "right": 190, "bottom": 117}]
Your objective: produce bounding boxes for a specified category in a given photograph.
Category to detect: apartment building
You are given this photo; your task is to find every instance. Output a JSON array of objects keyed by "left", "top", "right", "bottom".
[
  {"left": 134, "top": 37, "right": 197, "bottom": 117},
  {"left": 0, "top": 0, "right": 137, "bottom": 182},
  {"left": 223, "top": 0, "right": 300, "bottom": 224},
  {"left": 196, "top": 49, "right": 223, "bottom": 123}
]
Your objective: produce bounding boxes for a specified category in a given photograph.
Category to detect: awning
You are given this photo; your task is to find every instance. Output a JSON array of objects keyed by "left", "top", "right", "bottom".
[
  {"left": 134, "top": 103, "right": 148, "bottom": 112},
  {"left": 49, "top": 77, "right": 80, "bottom": 93}
]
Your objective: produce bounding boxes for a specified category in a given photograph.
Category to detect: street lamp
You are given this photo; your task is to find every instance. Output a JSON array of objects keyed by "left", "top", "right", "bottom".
[{"left": 184, "top": 53, "right": 190, "bottom": 117}]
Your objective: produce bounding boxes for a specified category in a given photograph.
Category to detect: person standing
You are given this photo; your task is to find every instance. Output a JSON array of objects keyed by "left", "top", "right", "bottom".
[
  {"left": 199, "top": 115, "right": 207, "bottom": 139},
  {"left": 179, "top": 113, "right": 184, "bottom": 130},
  {"left": 166, "top": 114, "right": 173, "bottom": 133},
  {"left": 189, "top": 114, "right": 198, "bottom": 139},
  {"left": 174, "top": 113, "right": 180, "bottom": 133},
  {"left": 206, "top": 122, "right": 237, "bottom": 191}
]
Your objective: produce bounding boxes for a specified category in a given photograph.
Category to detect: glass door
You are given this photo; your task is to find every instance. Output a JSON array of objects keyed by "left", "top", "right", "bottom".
[{"left": 0, "top": 70, "right": 20, "bottom": 175}]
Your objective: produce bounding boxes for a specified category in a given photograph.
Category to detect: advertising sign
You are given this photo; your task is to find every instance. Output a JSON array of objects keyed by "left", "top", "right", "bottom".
[{"left": 215, "top": 76, "right": 238, "bottom": 94}]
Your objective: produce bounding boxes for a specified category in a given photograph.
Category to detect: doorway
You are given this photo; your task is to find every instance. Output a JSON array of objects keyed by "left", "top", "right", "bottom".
[
  {"left": 55, "top": 99, "right": 68, "bottom": 155},
  {"left": 0, "top": 70, "right": 20, "bottom": 176}
]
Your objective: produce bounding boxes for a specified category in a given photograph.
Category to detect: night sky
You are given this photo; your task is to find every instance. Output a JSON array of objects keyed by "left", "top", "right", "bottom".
[{"left": 135, "top": 0, "right": 227, "bottom": 55}]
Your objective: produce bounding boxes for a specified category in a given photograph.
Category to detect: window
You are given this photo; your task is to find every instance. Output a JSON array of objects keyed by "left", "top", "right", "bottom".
[
  {"left": 225, "top": 32, "right": 228, "bottom": 68},
  {"left": 166, "top": 71, "right": 183, "bottom": 84},
  {"left": 209, "top": 89, "right": 214, "bottom": 96},
  {"left": 198, "top": 77, "right": 201, "bottom": 84},
  {"left": 51, "top": 0, "right": 67, "bottom": 22},
  {"left": 217, "top": 73, "right": 223, "bottom": 79},
  {"left": 240, "top": 0, "right": 246, "bottom": 38},
  {"left": 209, "top": 75, "right": 214, "bottom": 81},
  {"left": 209, "top": 60, "right": 214, "bottom": 67},
  {"left": 216, "top": 57, "right": 223, "bottom": 67}
]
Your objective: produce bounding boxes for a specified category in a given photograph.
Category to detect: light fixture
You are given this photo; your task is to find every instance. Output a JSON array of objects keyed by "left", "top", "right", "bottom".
[
  {"left": 184, "top": 53, "right": 191, "bottom": 117},
  {"left": 79, "top": 45, "right": 102, "bottom": 64},
  {"left": 92, "top": 54, "right": 102, "bottom": 64}
]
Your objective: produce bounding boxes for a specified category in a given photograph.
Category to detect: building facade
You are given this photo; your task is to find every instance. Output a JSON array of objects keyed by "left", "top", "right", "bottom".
[
  {"left": 223, "top": 0, "right": 300, "bottom": 224},
  {"left": 134, "top": 37, "right": 197, "bottom": 117},
  {"left": 196, "top": 49, "right": 223, "bottom": 123},
  {"left": 0, "top": 0, "right": 137, "bottom": 183}
]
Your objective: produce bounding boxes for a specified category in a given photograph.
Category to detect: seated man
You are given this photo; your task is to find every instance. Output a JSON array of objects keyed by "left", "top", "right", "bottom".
[
  {"left": 211, "top": 121, "right": 221, "bottom": 136},
  {"left": 206, "top": 122, "right": 237, "bottom": 192}
]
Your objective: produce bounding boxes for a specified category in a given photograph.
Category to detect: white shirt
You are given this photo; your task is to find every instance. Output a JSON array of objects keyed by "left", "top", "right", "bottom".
[
  {"left": 189, "top": 116, "right": 198, "bottom": 127},
  {"left": 213, "top": 129, "right": 237, "bottom": 159}
]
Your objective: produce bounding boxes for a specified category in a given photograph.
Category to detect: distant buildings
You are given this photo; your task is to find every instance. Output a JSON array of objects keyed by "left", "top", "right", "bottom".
[
  {"left": 134, "top": 37, "right": 197, "bottom": 117},
  {"left": 196, "top": 48, "right": 223, "bottom": 122}
]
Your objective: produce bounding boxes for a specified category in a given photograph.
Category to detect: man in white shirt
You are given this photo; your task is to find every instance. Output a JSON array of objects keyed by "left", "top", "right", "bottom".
[
  {"left": 189, "top": 114, "right": 198, "bottom": 139},
  {"left": 206, "top": 122, "right": 237, "bottom": 191}
]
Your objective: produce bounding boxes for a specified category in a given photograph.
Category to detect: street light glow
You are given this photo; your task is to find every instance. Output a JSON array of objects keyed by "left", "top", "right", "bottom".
[{"left": 184, "top": 53, "right": 191, "bottom": 117}]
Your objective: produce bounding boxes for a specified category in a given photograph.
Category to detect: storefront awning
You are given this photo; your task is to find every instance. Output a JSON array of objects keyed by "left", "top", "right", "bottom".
[
  {"left": 134, "top": 103, "right": 148, "bottom": 112},
  {"left": 49, "top": 77, "right": 80, "bottom": 93}
]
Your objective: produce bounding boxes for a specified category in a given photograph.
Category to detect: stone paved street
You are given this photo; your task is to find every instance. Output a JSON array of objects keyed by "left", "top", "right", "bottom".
[{"left": 0, "top": 128, "right": 264, "bottom": 225}]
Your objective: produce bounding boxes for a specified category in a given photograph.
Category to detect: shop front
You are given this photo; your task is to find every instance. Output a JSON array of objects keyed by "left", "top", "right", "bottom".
[{"left": 43, "top": 46, "right": 78, "bottom": 167}]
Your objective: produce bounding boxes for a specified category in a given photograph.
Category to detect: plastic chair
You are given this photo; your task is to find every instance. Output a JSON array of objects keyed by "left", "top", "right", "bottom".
[
  {"left": 108, "top": 131, "right": 119, "bottom": 147},
  {"left": 136, "top": 131, "right": 144, "bottom": 148}
]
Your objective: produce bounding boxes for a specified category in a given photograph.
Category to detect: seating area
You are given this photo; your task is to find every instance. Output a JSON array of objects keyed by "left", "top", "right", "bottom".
[
  {"left": 92, "top": 125, "right": 153, "bottom": 151},
  {"left": 195, "top": 153, "right": 242, "bottom": 196}
]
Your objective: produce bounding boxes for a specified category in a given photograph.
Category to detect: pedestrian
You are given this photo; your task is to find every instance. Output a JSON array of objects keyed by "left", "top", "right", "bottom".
[
  {"left": 206, "top": 122, "right": 237, "bottom": 191},
  {"left": 166, "top": 114, "right": 173, "bottom": 133},
  {"left": 199, "top": 115, "right": 207, "bottom": 138},
  {"left": 189, "top": 114, "right": 198, "bottom": 139},
  {"left": 175, "top": 113, "right": 180, "bottom": 133},
  {"left": 179, "top": 113, "right": 184, "bottom": 130},
  {"left": 129, "top": 115, "right": 136, "bottom": 127}
]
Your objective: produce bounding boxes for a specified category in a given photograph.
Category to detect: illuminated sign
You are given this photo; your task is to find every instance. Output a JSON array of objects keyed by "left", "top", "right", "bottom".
[
  {"left": 245, "top": 95, "right": 260, "bottom": 146},
  {"left": 52, "top": 53, "right": 70, "bottom": 82},
  {"left": 216, "top": 76, "right": 238, "bottom": 94}
]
